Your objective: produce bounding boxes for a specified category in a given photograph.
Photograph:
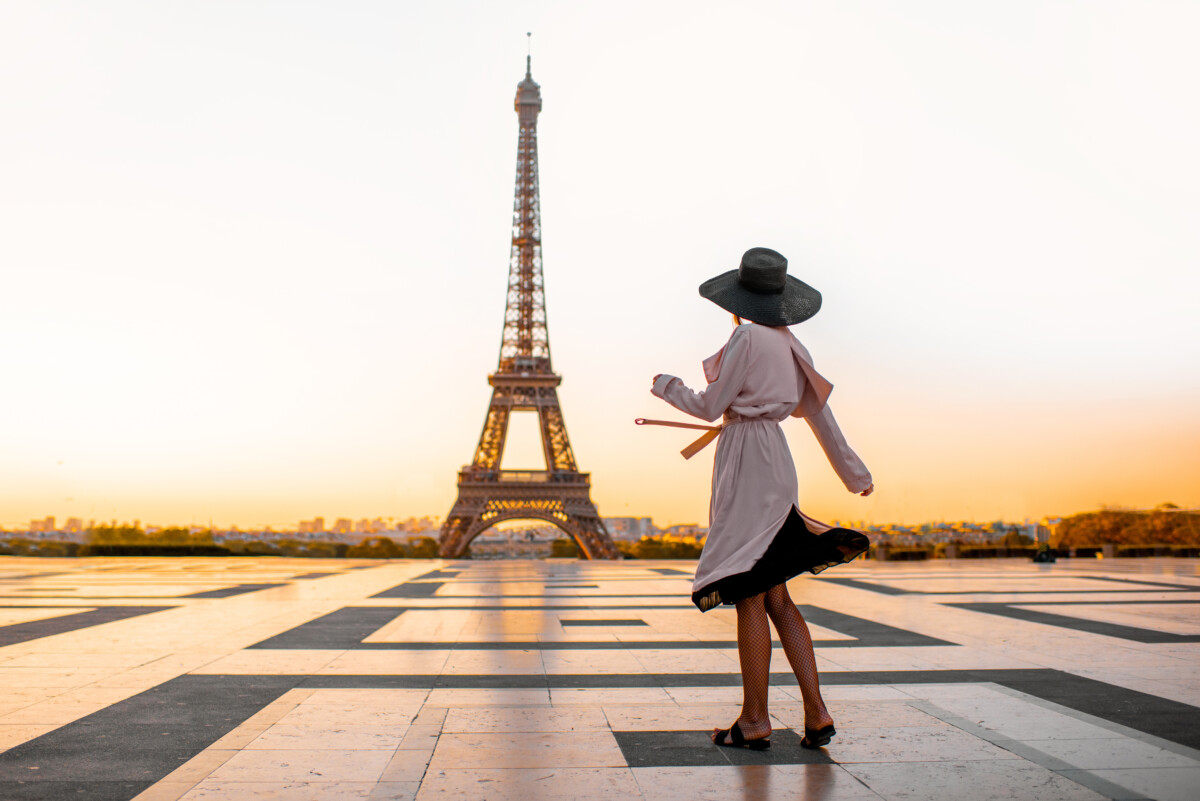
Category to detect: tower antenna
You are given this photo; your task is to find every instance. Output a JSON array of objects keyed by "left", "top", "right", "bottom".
[{"left": 526, "top": 31, "right": 532, "bottom": 75}]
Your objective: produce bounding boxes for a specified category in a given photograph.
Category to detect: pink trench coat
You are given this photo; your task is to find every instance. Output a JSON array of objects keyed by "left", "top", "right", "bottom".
[{"left": 651, "top": 323, "right": 873, "bottom": 601}]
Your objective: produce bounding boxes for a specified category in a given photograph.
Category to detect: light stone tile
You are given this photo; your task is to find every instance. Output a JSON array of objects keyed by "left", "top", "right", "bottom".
[
  {"left": 179, "top": 780, "right": 377, "bottom": 800},
  {"left": 368, "top": 782, "right": 420, "bottom": 800},
  {"left": 305, "top": 689, "right": 427, "bottom": 707},
  {"left": 631, "top": 648, "right": 741, "bottom": 674},
  {"left": 926, "top": 696, "right": 1128, "bottom": 741},
  {"left": 0, "top": 607, "right": 94, "bottom": 626},
  {"left": 540, "top": 650, "right": 644, "bottom": 674},
  {"left": 443, "top": 706, "right": 609, "bottom": 733},
  {"left": 379, "top": 749, "right": 434, "bottom": 782},
  {"left": 398, "top": 724, "right": 443, "bottom": 750},
  {"left": 439, "top": 650, "right": 544, "bottom": 675},
  {"left": 663, "top": 686, "right": 796, "bottom": 705},
  {"left": 316, "top": 651, "right": 451, "bottom": 675},
  {"left": 0, "top": 723, "right": 58, "bottom": 751},
  {"left": 0, "top": 700, "right": 107, "bottom": 725},
  {"left": 603, "top": 704, "right": 784, "bottom": 733},
  {"left": 205, "top": 748, "right": 393, "bottom": 783},
  {"left": 425, "top": 688, "right": 550, "bottom": 706},
  {"left": 551, "top": 688, "right": 673, "bottom": 705},
  {"left": 1023, "top": 737, "right": 1200, "bottom": 770},
  {"left": 130, "top": 782, "right": 197, "bottom": 801},
  {"left": 427, "top": 732, "right": 625, "bottom": 770},
  {"left": 633, "top": 764, "right": 884, "bottom": 801},
  {"left": 208, "top": 725, "right": 271, "bottom": 750},
  {"left": 773, "top": 701, "right": 951, "bottom": 729},
  {"left": 152, "top": 748, "right": 239, "bottom": 784},
  {"left": 832, "top": 726, "right": 1025, "bottom": 763},
  {"left": 189, "top": 650, "right": 344, "bottom": 675},
  {"left": 274, "top": 704, "right": 419, "bottom": 728},
  {"left": 246, "top": 724, "right": 406, "bottom": 750},
  {"left": 416, "top": 767, "right": 640, "bottom": 800},
  {"left": 896, "top": 683, "right": 1010, "bottom": 701},
  {"left": 1, "top": 651, "right": 162, "bottom": 668},
  {"left": 411, "top": 706, "right": 447, "bottom": 726},
  {"left": 1076, "top": 767, "right": 1200, "bottom": 801},
  {"left": 844, "top": 760, "right": 1109, "bottom": 801}
]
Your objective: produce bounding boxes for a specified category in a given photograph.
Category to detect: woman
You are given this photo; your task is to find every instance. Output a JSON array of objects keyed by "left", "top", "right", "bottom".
[{"left": 648, "top": 247, "right": 874, "bottom": 751}]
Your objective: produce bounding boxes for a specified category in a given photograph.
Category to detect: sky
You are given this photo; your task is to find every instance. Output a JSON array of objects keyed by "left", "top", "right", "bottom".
[{"left": 2, "top": 0, "right": 1198, "bottom": 530}]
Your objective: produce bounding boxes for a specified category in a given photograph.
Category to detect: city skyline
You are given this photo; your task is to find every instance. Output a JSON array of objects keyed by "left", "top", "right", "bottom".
[{"left": 3, "top": 1, "right": 1198, "bottom": 531}]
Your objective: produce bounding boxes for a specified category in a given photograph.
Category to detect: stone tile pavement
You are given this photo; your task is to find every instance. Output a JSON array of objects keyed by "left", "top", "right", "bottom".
[{"left": 0, "top": 556, "right": 1198, "bottom": 799}]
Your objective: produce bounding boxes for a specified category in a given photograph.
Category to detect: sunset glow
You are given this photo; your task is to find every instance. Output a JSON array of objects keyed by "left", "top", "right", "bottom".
[{"left": 3, "top": 1, "right": 1197, "bottom": 530}]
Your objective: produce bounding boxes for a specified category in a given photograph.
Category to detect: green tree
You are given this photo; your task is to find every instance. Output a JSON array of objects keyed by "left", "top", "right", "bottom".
[
  {"left": 550, "top": 538, "right": 582, "bottom": 558},
  {"left": 87, "top": 524, "right": 147, "bottom": 546},
  {"left": 407, "top": 537, "right": 440, "bottom": 558},
  {"left": 347, "top": 537, "right": 405, "bottom": 558}
]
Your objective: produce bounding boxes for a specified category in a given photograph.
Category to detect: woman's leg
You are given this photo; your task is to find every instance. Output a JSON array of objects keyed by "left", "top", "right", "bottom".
[
  {"left": 713, "top": 592, "right": 772, "bottom": 743},
  {"left": 764, "top": 582, "right": 834, "bottom": 730}
]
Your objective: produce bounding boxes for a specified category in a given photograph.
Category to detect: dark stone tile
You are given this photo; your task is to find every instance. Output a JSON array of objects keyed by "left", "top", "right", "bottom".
[
  {"left": 614, "top": 729, "right": 830, "bottom": 767},
  {"left": 0, "top": 606, "right": 173, "bottom": 647},
  {"left": 0, "top": 675, "right": 298, "bottom": 785},
  {"left": 249, "top": 607, "right": 405, "bottom": 649},
  {"left": 559, "top": 619, "right": 647, "bottom": 627},
  {"left": 812, "top": 577, "right": 912, "bottom": 595},
  {"left": 947, "top": 602, "right": 1200, "bottom": 643},
  {"left": 372, "top": 582, "right": 445, "bottom": 598},
  {"left": 354, "top": 639, "right": 740, "bottom": 650},
  {"left": 797, "top": 605, "right": 954, "bottom": 647},
  {"left": 992, "top": 672, "right": 1200, "bottom": 751},
  {"left": 292, "top": 572, "right": 338, "bottom": 579},
  {"left": 183, "top": 583, "right": 284, "bottom": 599},
  {"left": 615, "top": 730, "right": 727, "bottom": 767},
  {"left": 720, "top": 729, "right": 831, "bottom": 766},
  {"left": 0, "top": 780, "right": 152, "bottom": 801}
]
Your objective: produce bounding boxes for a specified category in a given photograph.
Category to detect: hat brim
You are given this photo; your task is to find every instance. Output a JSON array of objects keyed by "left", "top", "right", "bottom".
[{"left": 699, "top": 269, "right": 822, "bottom": 326}]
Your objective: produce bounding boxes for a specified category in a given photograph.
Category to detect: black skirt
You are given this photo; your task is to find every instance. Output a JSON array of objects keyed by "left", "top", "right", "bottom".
[{"left": 691, "top": 507, "right": 870, "bottom": 612}]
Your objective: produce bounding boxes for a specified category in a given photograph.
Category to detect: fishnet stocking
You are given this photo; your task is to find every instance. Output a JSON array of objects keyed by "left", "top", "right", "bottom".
[
  {"left": 764, "top": 582, "right": 833, "bottom": 730},
  {"left": 713, "top": 582, "right": 833, "bottom": 744},
  {"left": 714, "top": 593, "right": 772, "bottom": 743}
]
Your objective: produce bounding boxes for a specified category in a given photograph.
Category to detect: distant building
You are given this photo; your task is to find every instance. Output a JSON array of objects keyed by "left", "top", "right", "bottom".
[
  {"left": 663, "top": 523, "right": 705, "bottom": 538},
  {"left": 603, "top": 517, "right": 656, "bottom": 541}
]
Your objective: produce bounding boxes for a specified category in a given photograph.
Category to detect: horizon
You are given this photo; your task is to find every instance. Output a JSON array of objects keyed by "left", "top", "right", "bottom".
[
  {"left": 3, "top": 1, "right": 1198, "bottom": 532},
  {"left": 9, "top": 502, "right": 1195, "bottom": 535}
]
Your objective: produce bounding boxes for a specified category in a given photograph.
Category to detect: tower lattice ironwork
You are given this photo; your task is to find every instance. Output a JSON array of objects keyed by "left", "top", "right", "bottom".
[{"left": 437, "top": 56, "right": 619, "bottom": 560}]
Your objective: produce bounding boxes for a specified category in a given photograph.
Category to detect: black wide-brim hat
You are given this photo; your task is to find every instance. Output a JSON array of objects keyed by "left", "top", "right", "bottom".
[{"left": 699, "top": 247, "right": 822, "bottom": 326}]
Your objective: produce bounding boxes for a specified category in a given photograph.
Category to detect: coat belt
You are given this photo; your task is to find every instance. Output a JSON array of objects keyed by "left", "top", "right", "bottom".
[{"left": 634, "top": 417, "right": 745, "bottom": 460}]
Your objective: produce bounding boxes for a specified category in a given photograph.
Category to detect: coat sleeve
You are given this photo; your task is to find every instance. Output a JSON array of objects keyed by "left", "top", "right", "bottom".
[
  {"left": 805, "top": 404, "right": 873, "bottom": 493},
  {"left": 651, "top": 326, "right": 752, "bottom": 423}
]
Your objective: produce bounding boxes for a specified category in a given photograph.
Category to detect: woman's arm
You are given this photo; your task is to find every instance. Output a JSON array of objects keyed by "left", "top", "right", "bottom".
[
  {"left": 650, "top": 327, "right": 752, "bottom": 423},
  {"left": 805, "top": 404, "right": 873, "bottom": 494}
]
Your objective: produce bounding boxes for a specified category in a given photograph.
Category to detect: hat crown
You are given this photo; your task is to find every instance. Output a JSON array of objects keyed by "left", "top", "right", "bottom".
[{"left": 738, "top": 247, "right": 787, "bottom": 295}]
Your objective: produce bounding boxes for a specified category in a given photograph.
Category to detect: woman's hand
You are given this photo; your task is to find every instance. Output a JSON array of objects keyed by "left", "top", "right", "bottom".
[
  {"left": 651, "top": 374, "right": 662, "bottom": 389},
  {"left": 860, "top": 484, "right": 874, "bottom": 497}
]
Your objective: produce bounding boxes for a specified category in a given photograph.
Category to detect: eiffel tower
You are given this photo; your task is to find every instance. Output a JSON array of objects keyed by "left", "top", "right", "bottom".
[{"left": 437, "top": 55, "right": 619, "bottom": 560}]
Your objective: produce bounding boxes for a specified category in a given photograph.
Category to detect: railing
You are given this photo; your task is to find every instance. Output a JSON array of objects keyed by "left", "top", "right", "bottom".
[
  {"left": 498, "top": 471, "right": 549, "bottom": 483},
  {"left": 458, "top": 469, "right": 590, "bottom": 486}
]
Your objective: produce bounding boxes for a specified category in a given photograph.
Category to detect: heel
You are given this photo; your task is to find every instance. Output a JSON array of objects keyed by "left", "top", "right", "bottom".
[{"left": 801, "top": 724, "right": 835, "bottom": 749}]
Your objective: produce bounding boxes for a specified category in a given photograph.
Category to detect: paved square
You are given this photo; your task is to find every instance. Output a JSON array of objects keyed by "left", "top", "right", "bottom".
[{"left": 1, "top": 556, "right": 1198, "bottom": 800}]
